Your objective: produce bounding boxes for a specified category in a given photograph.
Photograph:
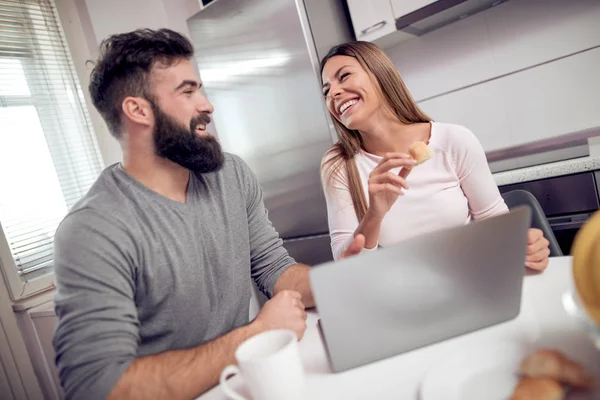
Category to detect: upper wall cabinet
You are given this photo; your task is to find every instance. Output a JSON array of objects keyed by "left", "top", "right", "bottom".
[
  {"left": 389, "top": 0, "right": 437, "bottom": 19},
  {"left": 345, "top": 0, "right": 398, "bottom": 43},
  {"left": 345, "top": 0, "right": 509, "bottom": 48}
]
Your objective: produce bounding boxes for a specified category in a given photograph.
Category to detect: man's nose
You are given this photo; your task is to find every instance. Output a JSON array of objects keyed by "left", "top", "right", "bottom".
[{"left": 197, "top": 92, "right": 214, "bottom": 114}]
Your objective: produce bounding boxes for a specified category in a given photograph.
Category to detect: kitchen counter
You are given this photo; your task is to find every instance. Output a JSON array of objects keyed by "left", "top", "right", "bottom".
[{"left": 493, "top": 155, "right": 600, "bottom": 186}]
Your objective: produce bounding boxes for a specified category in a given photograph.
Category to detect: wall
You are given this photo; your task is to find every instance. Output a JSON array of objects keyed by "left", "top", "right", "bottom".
[
  {"left": 15, "top": 302, "right": 63, "bottom": 400},
  {"left": 0, "top": 270, "right": 44, "bottom": 400},
  {"left": 55, "top": 0, "right": 202, "bottom": 165},
  {"left": 385, "top": 0, "right": 600, "bottom": 152},
  {"left": 304, "top": 0, "right": 354, "bottom": 62}
]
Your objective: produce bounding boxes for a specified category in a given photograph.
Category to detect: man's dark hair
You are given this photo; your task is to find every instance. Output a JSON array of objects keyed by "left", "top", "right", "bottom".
[{"left": 89, "top": 28, "right": 194, "bottom": 138}]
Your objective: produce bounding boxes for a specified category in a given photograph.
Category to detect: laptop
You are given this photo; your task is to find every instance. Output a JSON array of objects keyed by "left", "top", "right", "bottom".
[{"left": 309, "top": 207, "right": 531, "bottom": 373}]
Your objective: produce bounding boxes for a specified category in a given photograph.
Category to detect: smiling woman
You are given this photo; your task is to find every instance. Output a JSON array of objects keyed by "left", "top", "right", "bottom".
[
  {"left": 319, "top": 41, "right": 551, "bottom": 271},
  {"left": 320, "top": 42, "right": 431, "bottom": 228}
]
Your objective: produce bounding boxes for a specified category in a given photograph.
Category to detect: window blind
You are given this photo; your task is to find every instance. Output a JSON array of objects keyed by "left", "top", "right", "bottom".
[{"left": 0, "top": 0, "right": 104, "bottom": 283}]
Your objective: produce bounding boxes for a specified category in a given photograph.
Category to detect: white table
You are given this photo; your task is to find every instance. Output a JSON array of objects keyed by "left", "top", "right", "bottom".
[{"left": 201, "top": 257, "right": 600, "bottom": 399}]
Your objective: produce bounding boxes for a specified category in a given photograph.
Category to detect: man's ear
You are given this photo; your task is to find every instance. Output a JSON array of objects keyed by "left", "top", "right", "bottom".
[{"left": 122, "top": 96, "right": 153, "bottom": 127}]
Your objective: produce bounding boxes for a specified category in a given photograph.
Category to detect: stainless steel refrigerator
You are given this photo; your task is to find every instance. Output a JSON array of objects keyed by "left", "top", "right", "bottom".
[{"left": 188, "top": 0, "right": 353, "bottom": 266}]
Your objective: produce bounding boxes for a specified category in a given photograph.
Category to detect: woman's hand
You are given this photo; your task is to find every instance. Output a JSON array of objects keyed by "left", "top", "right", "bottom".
[
  {"left": 366, "top": 153, "right": 417, "bottom": 221},
  {"left": 339, "top": 234, "right": 366, "bottom": 260},
  {"left": 525, "top": 228, "right": 550, "bottom": 271}
]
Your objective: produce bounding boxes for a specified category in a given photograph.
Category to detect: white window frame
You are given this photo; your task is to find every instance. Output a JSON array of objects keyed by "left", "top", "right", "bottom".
[
  {"left": 0, "top": 67, "right": 58, "bottom": 299},
  {"left": 0, "top": 60, "right": 56, "bottom": 300},
  {"left": 0, "top": 226, "right": 55, "bottom": 301},
  {"left": 0, "top": 0, "right": 103, "bottom": 301}
]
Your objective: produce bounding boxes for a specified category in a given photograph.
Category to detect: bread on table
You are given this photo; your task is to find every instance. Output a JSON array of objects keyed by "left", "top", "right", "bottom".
[
  {"left": 510, "top": 378, "right": 564, "bottom": 400},
  {"left": 519, "top": 349, "right": 593, "bottom": 390}
]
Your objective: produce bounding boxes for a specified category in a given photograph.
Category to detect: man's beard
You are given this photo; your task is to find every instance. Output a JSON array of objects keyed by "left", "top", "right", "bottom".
[{"left": 151, "top": 102, "right": 224, "bottom": 173}]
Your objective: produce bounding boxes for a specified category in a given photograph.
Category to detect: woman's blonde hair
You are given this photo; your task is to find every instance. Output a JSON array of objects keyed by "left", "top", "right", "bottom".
[{"left": 320, "top": 41, "right": 431, "bottom": 221}]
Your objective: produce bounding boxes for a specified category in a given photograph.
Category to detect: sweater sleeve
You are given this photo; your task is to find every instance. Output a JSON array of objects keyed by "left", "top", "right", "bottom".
[
  {"left": 53, "top": 209, "right": 138, "bottom": 400},
  {"left": 451, "top": 126, "right": 509, "bottom": 220},
  {"left": 231, "top": 154, "right": 296, "bottom": 297}
]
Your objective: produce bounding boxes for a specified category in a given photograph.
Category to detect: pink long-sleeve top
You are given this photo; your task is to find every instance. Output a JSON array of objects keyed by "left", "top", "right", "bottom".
[{"left": 322, "top": 122, "right": 508, "bottom": 260}]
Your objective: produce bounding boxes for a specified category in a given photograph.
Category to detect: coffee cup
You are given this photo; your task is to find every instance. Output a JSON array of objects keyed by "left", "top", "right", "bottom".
[{"left": 219, "top": 329, "right": 306, "bottom": 400}]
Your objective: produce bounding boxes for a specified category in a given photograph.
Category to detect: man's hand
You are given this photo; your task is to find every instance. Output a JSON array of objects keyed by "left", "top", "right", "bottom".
[
  {"left": 525, "top": 228, "right": 550, "bottom": 271},
  {"left": 107, "top": 292, "right": 305, "bottom": 400},
  {"left": 253, "top": 290, "right": 307, "bottom": 339},
  {"left": 339, "top": 234, "right": 366, "bottom": 260}
]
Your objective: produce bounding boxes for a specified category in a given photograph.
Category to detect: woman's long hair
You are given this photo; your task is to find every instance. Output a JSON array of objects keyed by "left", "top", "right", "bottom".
[{"left": 320, "top": 41, "right": 431, "bottom": 221}]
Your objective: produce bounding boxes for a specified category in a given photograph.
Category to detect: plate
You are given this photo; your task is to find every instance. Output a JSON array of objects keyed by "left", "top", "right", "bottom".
[{"left": 419, "top": 341, "right": 532, "bottom": 400}]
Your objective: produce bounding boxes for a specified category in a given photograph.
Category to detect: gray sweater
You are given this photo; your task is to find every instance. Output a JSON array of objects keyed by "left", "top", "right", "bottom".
[{"left": 52, "top": 153, "right": 296, "bottom": 400}]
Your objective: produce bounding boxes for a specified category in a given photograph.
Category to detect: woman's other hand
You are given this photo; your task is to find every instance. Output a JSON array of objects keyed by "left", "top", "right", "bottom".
[{"left": 525, "top": 228, "right": 550, "bottom": 271}]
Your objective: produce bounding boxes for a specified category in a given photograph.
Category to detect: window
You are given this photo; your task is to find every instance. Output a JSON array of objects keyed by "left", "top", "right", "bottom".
[{"left": 0, "top": 0, "right": 104, "bottom": 300}]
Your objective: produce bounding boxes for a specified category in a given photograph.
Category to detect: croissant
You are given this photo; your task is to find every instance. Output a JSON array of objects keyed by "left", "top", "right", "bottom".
[
  {"left": 519, "top": 349, "right": 593, "bottom": 390},
  {"left": 510, "top": 378, "right": 564, "bottom": 400}
]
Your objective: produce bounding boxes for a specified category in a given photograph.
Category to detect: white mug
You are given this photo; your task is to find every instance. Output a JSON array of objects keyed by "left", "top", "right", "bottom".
[{"left": 219, "top": 329, "right": 306, "bottom": 400}]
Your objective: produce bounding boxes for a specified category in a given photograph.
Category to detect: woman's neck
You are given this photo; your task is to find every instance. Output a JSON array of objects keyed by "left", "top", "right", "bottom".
[{"left": 359, "top": 112, "right": 429, "bottom": 156}]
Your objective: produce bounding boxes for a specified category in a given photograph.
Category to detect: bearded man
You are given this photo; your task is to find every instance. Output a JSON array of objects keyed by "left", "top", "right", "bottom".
[{"left": 52, "top": 28, "right": 364, "bottom": 400}]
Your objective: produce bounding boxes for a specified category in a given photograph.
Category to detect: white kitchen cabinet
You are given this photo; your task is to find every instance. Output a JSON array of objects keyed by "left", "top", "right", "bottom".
[
  {"left": 345, "top": 0, "right": 397, "bottom": 42},
  {"left": 416, "top": 47, "right": 600, "bottom": 151},
  {"left": 498, "top": 47, "right": 600, "bottom": 146},
  {"left": 390, "top": 0, "right": 437, "bottom": 19},
  {"left": 387, "top": 12, "right": 496, "bottom": 102},
  {"left": 485, "top": 0, "right": 600, "bottom": 78},
  {"left": 418, "top": 79, "right": 514, "bottom": 151}
]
